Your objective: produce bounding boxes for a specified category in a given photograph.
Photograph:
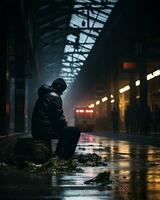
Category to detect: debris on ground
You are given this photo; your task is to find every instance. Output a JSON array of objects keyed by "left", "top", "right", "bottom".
[
  {"left": 0, "top": 153, "right": 108, "bottom": 175},
  {"left": 75, "top": 153, "right": 108, "bottom": 166},
  {"left": 25, "top": 157, "right": 83, "bottom": 175},
  {"left": 84, "top": 171, "right": 111, "bottom": 186}
]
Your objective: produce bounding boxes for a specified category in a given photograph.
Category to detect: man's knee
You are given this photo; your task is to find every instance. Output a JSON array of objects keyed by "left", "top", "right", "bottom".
[{"left": 68, "top": 126, "right": 81, "bottom": 137}]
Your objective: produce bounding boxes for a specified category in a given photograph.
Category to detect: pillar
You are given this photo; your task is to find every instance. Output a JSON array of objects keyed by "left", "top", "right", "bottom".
[
  {"left": 14, "top": 1, "right": 26, "bottom": 132},
  {"left": 129, "top": 72, "right": 137, "bottom": 106},
  {"left": 0, "top": 1, "right": 9, "bottom": 134},
  {"left": 138, "top": 40, "right": 150, "bottom": 134}
]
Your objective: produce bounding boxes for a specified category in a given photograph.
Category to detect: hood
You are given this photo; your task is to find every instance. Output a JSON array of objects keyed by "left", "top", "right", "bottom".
[{"left": 38, "top": 84, "right": 53, "bottom": 97}]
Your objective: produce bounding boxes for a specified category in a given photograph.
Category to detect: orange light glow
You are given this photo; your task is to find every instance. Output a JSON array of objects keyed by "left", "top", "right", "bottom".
[
  {"left": 6, "top": 103, "right": 10, "bottom": 114},
  {"left": 123, "top": 62, "right": 137, "bottom": 70}
]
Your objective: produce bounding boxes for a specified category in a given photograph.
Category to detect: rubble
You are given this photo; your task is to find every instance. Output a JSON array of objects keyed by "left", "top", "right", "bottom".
[
  {"left": 84, "top": 171, "right": 111, "bottom": 186},
  {"left": 0, "top": 153, "right": 108, "bottom": 175}
]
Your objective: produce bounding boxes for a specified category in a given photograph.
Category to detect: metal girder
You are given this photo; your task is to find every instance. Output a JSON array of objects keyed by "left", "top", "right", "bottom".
[
  {"left": 73, "top": 3, "right": 112, "bottom": 19},
  {"left": 44, "top": 0, "right": 73, "bottom": 8},
  {"left": 39, "top": 15, "right": 67, "bottom": 29},
  {"left": 73, "top": 6, "right": 111, "bottom": 14},
  {"left": 75, "top": 12, "right": 106, "bottom": 26},
  {"left": 62, "top": 64, "right": 81, "bottom": 69},
  {"left": 40, "top": 38, "right": 64, "bottom": 49},
  {"left": 64, "top": 52, "right": 88, "bottom": 55},
  {"left": 64, "top": 50, "right": 90, "bottom": 53},
  {"left": 74, "top": 2, "right": 115, "bottom": 7},
  {"left": 66, "top": 41, "right": 94, "bottom": 45},
  {"left": 80, "top": 30, "right": 97, "bottom": 39},
  {"left": 37, "top": 1, "right": 73, "bottom": 18},
  {"left": 37, "top": 11, "right": 68, "bottom": 25},
  {"left": 62, "top": 60, "right": 83, "bottom": 63},
  {"left": 67, "top": 55, "right": 85, "bottom": 61},
  {"left": 40, "top": 28, "right": 65, "bottom": 39}
]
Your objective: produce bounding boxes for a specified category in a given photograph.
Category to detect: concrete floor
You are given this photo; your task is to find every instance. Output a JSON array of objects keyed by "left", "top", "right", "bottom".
[{"left": 0, "top": 132, "right": 160, "bottom": 200}]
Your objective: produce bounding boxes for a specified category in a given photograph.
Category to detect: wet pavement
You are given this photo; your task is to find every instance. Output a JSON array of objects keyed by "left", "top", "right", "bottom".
[{"left": 0, "top": 132, "right": 160, "bottom": 200}]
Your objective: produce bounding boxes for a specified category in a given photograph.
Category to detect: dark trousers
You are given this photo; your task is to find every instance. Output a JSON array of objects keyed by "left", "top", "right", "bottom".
[{"left": 55, "top": 127, "right": 80, "bottom": 160}]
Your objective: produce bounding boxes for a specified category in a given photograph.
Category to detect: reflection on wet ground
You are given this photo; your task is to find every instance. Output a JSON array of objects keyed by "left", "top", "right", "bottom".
[{"left": 0, "top": 132, "right": 160, "bottom": 199}]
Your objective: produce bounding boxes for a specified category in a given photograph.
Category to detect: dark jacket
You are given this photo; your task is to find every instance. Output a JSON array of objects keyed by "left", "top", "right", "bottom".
[{"left": 31, "top": 84, "right": 67, "bottom": 139}]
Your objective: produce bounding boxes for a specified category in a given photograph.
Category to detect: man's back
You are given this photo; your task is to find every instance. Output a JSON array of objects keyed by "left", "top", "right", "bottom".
[{"left": 31, "top": 84, "right": 66, "bottom": 139}]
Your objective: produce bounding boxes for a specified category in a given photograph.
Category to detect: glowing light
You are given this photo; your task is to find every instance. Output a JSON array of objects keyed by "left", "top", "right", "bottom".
[
  {"left": 147, "top": 73, "right": 154, "bottom": 80},
  {"left": 102, "top": 97, "right": 108, "bottom": 102},
  {"left": 76, "top": 109, "right": 84, "bottom": 113},
  {"left": 122, "top": 62, "right": 137, "bottom": 70},
  {"left": 135, "top": 80, "right": 140, "bottom": 86},
  {"left": 89, "top": 104, "right": 94, "bottom": 108},
  {"left": 85, "top": 68, "right": 160, "bottom": 108},
  {"left": 85, "top": 110, "right": 94, "bottom": 113},
  {"left": 96, "top": 100, "right": 100, "bottom": 105},
  {"left": 119, "top": 85, "right": 130, "bottom": 93},
  {"left": 153, "top": 69, "right": 160, "bottom": 76},
  {"left": 119, "top": 69, "right": 160, "bottom": 94}
]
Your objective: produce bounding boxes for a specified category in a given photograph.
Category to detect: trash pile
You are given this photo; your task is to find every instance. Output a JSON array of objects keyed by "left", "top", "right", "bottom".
[
  {"left": 75, "top": 153, "right": 108, "bottom": 166},
  {"left": 0, "top": 153, "right": 108, "bottom": 175},
  {"left": 84, "top": 171, "right": 111, "bottom": 186}
]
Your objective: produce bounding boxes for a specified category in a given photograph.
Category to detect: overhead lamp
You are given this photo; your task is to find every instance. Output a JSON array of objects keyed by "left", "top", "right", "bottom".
[
  {"left": 96, "top": 100, "right": 100, "bottom": 105},
  {"left": 74, "top": 35, "right": 80, "bottom": 49},
  {"left": 147, "top": 73, "right": 154, "bottom": 80},
  {"left": 102, "top": 97, "right": 108, "bottom": 102},
  {"left": 119, "top": 85, "right": 130, "bottom": 93},
  {"left": 111, "top": 99, "right": 115, "bottom": 103},
  {"left": 81, "top": 20, "right": 86, "bottom": 27},
  {"left": 135, "top": 80, "right": 140, "bottom": 86},
  {"left": 153, "top": 69, "right": 160, "bottom": 76}
]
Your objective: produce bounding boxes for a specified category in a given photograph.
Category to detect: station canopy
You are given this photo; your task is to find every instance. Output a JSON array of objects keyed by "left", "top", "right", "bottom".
[{"left": 37, "top": 0, "right": 118, "bottom": 91}]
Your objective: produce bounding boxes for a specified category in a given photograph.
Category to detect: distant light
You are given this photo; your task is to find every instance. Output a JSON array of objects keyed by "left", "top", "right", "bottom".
[
  {"left": 153, "top": 69, "right": 160, "bottom": 76},
  {"left": 102, "top": 97, "right": 108, "bottom": 102},
  {"left": 135, "top": 80, "right": 140, "bottom": 86},
  {"left": 96, "top": 100, "right": 100, "bottom": 105},
  {"left": 76, "top": 109, "right": 85, "bottom": 113},
  {"left": 111, "top": 99, "right": 115, "bottom": 103},
  {"left": 89, "top": 104, "right": 94, "bottom": 108},
  {"left": 119, "top": 85, "right": 130, "bottom": 93},
  {"left": 122, "top": 62, "right": 137, "bottom": 70},
  {"left": 110, "top": 94, "right": 114, "bottom": 98},
  {"left": 86, "top": 110, "right": 94, "bottom": 113},
  {"left": 84, "top": 67, "right": 160, "bottom": 108},
  {"left": 147, "top": 73, "right": 154, "bottom": 80}
]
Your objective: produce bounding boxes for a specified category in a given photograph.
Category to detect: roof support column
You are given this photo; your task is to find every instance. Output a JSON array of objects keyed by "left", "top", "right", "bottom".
[
  {"left": 138, "top": 40, "right": 150, "bottom": 134},
  {"left": 14, "top": 2, "right": 27, "bottom": 133},
  {"left": 0, "top": 1, "right": 10, "bottom": 134}
]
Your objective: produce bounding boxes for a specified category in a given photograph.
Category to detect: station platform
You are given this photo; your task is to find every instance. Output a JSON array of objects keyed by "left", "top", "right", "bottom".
[{"left": 0, "top": 131, "right": 160, "bottom": 200}]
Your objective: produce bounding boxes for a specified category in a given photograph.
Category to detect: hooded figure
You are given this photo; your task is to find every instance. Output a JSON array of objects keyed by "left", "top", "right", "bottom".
[
  {"left": 31, "top": 78, "right": 80, "bottom": 160},
  {"left": 31, "top": 78, "right": 67, "bottom": 139}
]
